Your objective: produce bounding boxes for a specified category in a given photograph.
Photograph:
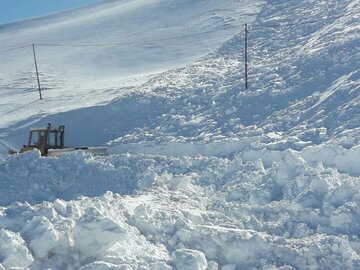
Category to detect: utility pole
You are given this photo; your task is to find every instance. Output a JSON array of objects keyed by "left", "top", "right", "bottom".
[
  {"left": 32, "top": 44, "right": 42, "bottom": 100},
  {"left": 244, "top": 23, "right": 248, "bottom": 90}
]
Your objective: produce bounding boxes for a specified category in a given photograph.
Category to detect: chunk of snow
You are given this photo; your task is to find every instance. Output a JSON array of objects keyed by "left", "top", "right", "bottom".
[
  {"left": 172, "top": 249, "right": 208, "bottom": 270},
  {"left": 0, "top": 229, "right": 33, "bottom": 268}
]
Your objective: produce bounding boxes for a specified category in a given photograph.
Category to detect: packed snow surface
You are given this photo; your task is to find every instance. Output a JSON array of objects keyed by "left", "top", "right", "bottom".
[{"left": 0, "top": 0, "right": 360, "bottom": 269}]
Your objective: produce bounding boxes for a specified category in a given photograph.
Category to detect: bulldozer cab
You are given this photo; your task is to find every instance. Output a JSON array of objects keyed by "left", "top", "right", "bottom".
[{"left": 24, "top": 124, "right": 65, "bottom": 155}]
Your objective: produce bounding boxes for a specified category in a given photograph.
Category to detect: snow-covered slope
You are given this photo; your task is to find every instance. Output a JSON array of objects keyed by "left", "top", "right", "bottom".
[
  {"left": 3, "top": 0, "right": 358, "bottom": 151},
  {"left": 0, "top": 0, "right": 263, "bottom": 129},
  {"left": 100, "top": 0, "right": 359, "bottom": 149},
  {"left": 0, "top": 0, "right": 360, "bottom": 269}
]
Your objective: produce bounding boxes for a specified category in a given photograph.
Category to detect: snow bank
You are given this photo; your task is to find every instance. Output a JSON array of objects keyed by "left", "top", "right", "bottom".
[
  {"left": 109, "top": 137, "right": 259, "bottom": 157},
  {"left": 240, "top": 143, "right": 360, "bottom": 176},
  {"left": 302, "top": 144, "right": 360, "bottom": 176},
  {"left": 110, "top": 138, "right": 360, "bottom": 179},
  {"left": 0, "top": 150, "right": 163, "bottom": 205}
]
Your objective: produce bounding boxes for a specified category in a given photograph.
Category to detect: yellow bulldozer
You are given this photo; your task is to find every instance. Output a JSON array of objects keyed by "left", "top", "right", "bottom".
[{"left": 9, "top": 123, "right": 107, "bottom": 157}]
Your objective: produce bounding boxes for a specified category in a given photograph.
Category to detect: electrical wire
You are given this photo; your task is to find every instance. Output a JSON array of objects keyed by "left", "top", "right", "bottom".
[
  {"left": 0, "top": 14, "right": 351, "bottom": 119},
  {"left": 35, "top": 26, "right": 234, "bottom": 48},
  {"left": 0, "top": 99, "right": 41, "bottom": 118},
  {"left": 0, "top": 44, "right": 31, "bottom": 54},
  {"left": 0, "top": 15, "right": 347, "bottom": 51}
]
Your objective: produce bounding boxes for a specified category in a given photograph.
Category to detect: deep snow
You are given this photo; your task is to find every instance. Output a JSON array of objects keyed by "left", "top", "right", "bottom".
[
  {"left": 0, "top": 0, "right": 360, "bottom": 269},
  {"left": 1, "top": 147, "right": 360, "bottom": 269}
]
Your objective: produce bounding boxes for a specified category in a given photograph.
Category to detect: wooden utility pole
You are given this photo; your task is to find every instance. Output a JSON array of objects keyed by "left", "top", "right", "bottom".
[
  {"left": 244, "top": 23, "right": 248, "bottom": 90},
  {"left": 32, "top": 44, "right": 42, "bottom": 100}
]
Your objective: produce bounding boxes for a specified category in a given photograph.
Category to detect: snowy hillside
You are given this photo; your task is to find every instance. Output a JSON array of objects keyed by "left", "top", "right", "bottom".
[
  {"left": 0, "top": 0, "right": 263, "bottom": 130},
  {"left": 0, "top": 0, "right": 360, "bottom": 269}
]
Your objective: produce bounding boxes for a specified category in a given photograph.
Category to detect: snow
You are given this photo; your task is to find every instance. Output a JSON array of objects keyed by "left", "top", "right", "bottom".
[
  {"left": 0, "top": 0, "right": 263, "bottom": 129},
  {"left": 1, "top": 146, "right": 360, "bottom": 268},
  {"left": 172, "top": 249, "right": 208, "bottom": 270},
  {"left": 0, "top": 0, "right": 360, "bottom": 269}
]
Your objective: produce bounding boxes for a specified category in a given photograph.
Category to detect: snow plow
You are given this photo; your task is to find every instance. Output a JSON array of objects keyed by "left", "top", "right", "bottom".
[{"left": 9, "top": 123, "right": 107, "bottom": 157}]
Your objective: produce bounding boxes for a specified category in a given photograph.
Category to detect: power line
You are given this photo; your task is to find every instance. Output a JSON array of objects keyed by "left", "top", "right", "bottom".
[
  {"left": 0, "top": 44, "right": 31, "bottom": 54},
  {"left": 0, "top": 15, "right": 347, "bottom": 52},
  {"left": 0, "top": 26, "right": 233, "bottom": 52},
  {"left": 34, "top": 26, "right": 234, "bottom": 48},
  {"left": 0, "top": 99, "right": 41, "bottom": 119}
]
